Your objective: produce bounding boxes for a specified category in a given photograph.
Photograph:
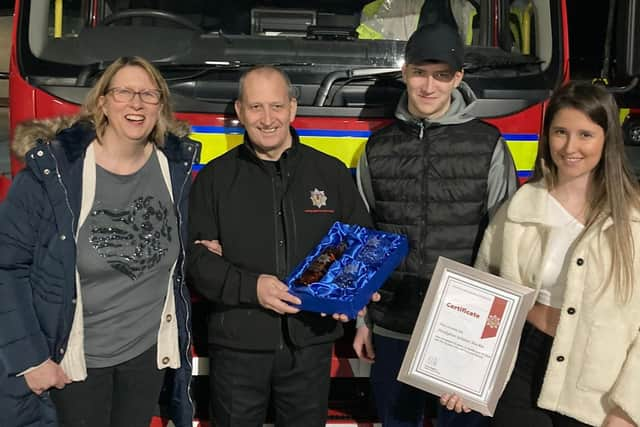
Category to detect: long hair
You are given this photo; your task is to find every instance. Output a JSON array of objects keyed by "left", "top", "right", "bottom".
[
  {"left": 531, "top": 81, "right": 640, "bottom": 301},
  {"left": 79, "top": 56, "right": 188, "bottom": 147}
]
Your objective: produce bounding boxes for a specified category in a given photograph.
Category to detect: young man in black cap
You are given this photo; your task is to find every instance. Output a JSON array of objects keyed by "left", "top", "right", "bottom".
[{"left": 352, "top": 23, "right": 518, "bottom": 427}]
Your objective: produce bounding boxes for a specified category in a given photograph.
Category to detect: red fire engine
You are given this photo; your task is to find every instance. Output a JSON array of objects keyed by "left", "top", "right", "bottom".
[{"left": 3, "top": 0, "right": 639, "bottom": 425}]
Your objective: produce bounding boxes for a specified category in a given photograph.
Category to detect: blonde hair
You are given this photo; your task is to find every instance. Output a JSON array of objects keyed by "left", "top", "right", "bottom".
[
  {"left": 79, "top": 56, "right": 189, "bottom": 147},
  {"left": 532, "top": 81, "right": 640, "bottom": 302}
]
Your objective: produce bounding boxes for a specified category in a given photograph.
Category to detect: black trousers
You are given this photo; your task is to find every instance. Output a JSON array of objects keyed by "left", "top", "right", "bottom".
[
  {"left": 51, "top": 345, "right": 165, "bottom": 427},
  {"left": 209, "top": 341, "right": 333, "bottom": 427},
  {"left": 491, "top": 323, "right": 591, "bottom": 427}
]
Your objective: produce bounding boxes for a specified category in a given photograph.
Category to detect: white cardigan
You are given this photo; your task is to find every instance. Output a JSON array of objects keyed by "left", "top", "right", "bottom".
[
  {"left": 60, "top": 143, "right": 181, "bottom": 381},
  {"left": 476, "top": 181, "right": 640, "bottom": 426}
]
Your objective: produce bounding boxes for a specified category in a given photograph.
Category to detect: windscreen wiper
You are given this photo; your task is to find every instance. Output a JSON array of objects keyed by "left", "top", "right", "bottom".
[
  {"left": 156, "top": 61, "right": 314, "bottom": 82},
  {"left": 76, "top": 61, "right": 110, "bottom": 86},
  {"left": 75, "top": 60, "right": 313, "bottom": 86},
  {"left": 464, "top": 53, "right": 542, "bottom": 73},
  {"left": 313, "top": 68, "right": 401, "bottom": 107}
]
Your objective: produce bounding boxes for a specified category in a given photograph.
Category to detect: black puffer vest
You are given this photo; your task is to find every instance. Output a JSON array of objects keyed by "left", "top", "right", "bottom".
[{"left": 366, "top": 118, "right": 500, "bottom": 334}]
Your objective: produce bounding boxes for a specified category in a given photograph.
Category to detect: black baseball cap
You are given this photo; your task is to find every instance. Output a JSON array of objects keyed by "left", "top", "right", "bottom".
[{"left": 405, "top": 23, "right": 465, "bottom": 71}]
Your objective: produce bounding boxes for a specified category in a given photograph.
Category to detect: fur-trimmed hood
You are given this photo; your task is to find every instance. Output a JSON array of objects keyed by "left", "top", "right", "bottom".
[
  {"left": 12, "top": 116, "right": 77, "bottom": 162},
  {"left": 12, "top": 116, "right": 191, "bottom": 162}
]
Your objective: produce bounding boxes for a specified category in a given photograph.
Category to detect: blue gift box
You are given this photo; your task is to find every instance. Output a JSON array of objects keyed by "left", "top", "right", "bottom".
[{"left": 286, "top": 221, "right": 409, "bottom": 318}]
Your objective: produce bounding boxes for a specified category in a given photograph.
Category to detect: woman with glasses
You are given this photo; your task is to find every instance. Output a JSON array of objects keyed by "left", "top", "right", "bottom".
[
  {"left": 0, "top": 56, "right": 199, "bottom": 427},
  {"left": 440, "top": 82, "right": 640, "bottom": 427}
]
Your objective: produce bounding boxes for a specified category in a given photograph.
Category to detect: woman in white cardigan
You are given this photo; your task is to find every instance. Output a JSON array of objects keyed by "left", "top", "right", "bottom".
[{"left": 441, "top": 82, "right": 640, "bottom": 427}]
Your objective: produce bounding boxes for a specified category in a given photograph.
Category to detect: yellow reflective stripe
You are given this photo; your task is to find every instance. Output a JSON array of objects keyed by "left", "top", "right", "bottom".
[
  {"left": 54, "top": 0, "right": 63, "bottom": 38},
  {"left": 190, "top": 133, "right": 368, "bottom": 168},
  {"left": 506, "top": 140, "right": 537, "bottom": 172},
  {"left": 300, "top": 136, "right": 368, "bottom": 168},
  {"left": 192, "top": 132, "right": 539, "bottom": 174},
  {"left": 190, "top": 133, "right": 243, "bottom": 164},
  {"left": 620, "top": 108, "right": 630, "bottom": 124}
]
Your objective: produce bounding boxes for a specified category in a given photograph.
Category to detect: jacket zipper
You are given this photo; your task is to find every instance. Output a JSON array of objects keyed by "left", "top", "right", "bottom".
[
  {"left": 47, "top": 145, "right": 77, "bottom": 236},
  {"left": 270, "top": 171, "right": 286, "bottom": 351},
  {"left": 47, "top": 145, "right": 77, "bottom": 352},
  {"left": 174, "top": 142, "right": 198, "bottom": 417},
  {"left": 420, "top": 123, "right": 428, "bottom": 276},
  {"left": 279, "top": 160, "right": 298, "bottom": 351}
]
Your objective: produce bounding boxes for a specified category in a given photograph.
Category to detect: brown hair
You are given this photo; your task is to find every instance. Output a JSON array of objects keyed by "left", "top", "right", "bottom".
[
  {"left": 79, "top": 56, "right": 188, "bottom": 147},
  {"left": 531, "top": 81, "right": 640, "bottom": 301}
]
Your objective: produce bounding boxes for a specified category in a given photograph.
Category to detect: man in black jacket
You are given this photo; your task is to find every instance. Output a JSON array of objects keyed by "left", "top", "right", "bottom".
[
  {"left": 352, "top": 24, "right": 518, "bottom": 427},
  {"left": 187, "top": 65, "right": 371, "bottom": 427}
]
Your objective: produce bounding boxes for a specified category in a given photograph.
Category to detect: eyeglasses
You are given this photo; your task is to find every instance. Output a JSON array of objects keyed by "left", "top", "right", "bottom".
[{"left": 106, "top": 87, "right": 162, "bottom": 105}]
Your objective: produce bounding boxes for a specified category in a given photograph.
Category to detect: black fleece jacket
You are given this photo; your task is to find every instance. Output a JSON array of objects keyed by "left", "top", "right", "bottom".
[{"left": 187, "top": 128, "right": 372, "bottom": 350}]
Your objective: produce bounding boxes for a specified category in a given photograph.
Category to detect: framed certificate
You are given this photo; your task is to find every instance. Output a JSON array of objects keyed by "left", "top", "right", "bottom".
[{"left": 398, "top": 257, "right": 535, "bottom": 416}]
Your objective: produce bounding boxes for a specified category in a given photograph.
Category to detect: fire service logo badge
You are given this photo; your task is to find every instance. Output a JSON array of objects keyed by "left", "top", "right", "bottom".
[{"left": 309, "top": 188, "right": 327, "bottom": 208}]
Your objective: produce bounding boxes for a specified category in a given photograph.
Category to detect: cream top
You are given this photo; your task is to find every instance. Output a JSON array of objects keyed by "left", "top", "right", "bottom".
[{"left": 537, "top": 194, "right": 584, "bottom": 308}]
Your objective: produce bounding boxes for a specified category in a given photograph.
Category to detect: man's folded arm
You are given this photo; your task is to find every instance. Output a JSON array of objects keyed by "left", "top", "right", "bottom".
[
  {"left": 187, "top": 245, "right": 260, "bottom": 306},
  {"left": 187, "top": 167, "right": 260, "bottom": 307}
]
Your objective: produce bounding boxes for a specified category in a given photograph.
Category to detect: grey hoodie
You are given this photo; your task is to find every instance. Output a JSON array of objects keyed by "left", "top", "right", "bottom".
[{"left": 356, "top": 82, "right": 518, "bottom": 339}]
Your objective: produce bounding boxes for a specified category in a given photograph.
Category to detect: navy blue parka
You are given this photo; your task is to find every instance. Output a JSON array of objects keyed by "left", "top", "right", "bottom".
[{"left": 0, "top": 121, "right": 198, "bottom": 427}]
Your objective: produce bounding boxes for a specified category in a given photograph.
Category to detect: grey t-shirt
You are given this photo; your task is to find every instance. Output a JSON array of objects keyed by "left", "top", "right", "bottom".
[{"left": 77, "top": 151, "right": 178, "bottom": 368}]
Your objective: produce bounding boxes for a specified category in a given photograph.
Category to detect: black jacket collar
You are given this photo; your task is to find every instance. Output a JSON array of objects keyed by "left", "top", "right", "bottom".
[{"left": 240, "top": 126, "right": 301, "bottom": 163}]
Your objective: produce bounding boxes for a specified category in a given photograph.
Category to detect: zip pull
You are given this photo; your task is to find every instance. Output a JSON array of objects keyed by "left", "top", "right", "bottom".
[{"left": 419, "top": 121, "right": 425, "bottom": 139}]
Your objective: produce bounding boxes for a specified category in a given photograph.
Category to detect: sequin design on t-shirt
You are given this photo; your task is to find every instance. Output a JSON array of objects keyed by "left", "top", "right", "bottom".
[{"left": 88, "top": 195, "right": 173, "bottom": 280}]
